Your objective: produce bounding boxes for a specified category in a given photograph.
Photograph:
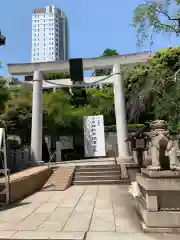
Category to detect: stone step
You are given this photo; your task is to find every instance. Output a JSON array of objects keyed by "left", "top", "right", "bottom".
[
  {"left": 75, "top": 170, "right": 120, "bottom": 176},
  {"left": 73, "top": 179, "right": 130, "bottom": 185},
  {"left": 48, "top": 176, "right": 72, "bottom": 180},
  {"left": 44, "top": 180, "right": 70, "bottom": 186},
  {"left": 75, "top": 167, "right": 120, "bottom": 172},
  {"left": 43, "top": 186, "right": 68, "bottom": 191},
  {"left": 73, "top": 164, "right": 123, "bottom": 185},
  {"left": 53, "top": 170, "right": 74, "bottom": 174},
  {"left": 46, "top": 178, "right": 71, "bottom": 183},
  {"left": 50, "top": 174, "right": 73, "bottom": 178},
  {"left": 49, "top": 174, "right": 71, "bottom": 177},
  {"left": 75, "top": 164, "right": 118, "bottom": 169},
  {"left": 44, "top": 177, "right": 73, "bottom": 184},
  {"left": 74, "top": 175, "right": 121, "bottom": 181}
]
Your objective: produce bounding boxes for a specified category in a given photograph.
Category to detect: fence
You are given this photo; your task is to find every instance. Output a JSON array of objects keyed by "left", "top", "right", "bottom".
[
  {"left": 5, "top": 132, "right": 180, "bottom": 171},
  {"left": 7, "top": 147, "right": 32, "bottom": 173}
]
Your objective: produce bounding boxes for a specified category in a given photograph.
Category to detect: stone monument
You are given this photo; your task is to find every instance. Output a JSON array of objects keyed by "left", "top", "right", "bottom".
[
  {"left": 147, "top": 120, "right": 180, "bottom": 171},
  {"left": 136, "top": 120, "right": 180, "bottom": 232}
]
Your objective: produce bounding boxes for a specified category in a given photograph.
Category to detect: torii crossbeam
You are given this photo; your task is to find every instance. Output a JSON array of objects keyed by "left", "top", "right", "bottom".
[{"left": 8, "top": 51, "right": 150, "bottom": 164}]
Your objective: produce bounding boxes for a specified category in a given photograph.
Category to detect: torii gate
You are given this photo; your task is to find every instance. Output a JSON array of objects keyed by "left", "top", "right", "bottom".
[{"left": 8, "top": 52, "right": 149, "bottom": 165}]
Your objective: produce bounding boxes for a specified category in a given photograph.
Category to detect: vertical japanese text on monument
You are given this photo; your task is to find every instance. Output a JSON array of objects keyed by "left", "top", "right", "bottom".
[
  {"left": 84, "top": 115, "right": 106, "bottom": 157},
  {"left": 91, "top": 117, "right": 98, "bottom": 153}
]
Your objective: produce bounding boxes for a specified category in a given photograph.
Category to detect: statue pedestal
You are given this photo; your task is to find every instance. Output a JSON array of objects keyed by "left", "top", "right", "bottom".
[{"left": 136, "top": 168, "right": 180, "bottom": 233}]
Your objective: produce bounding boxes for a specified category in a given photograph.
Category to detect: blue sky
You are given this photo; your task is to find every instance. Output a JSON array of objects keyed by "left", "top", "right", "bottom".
[{"left": 0, "top": 0, "right": 179, "bottom": 77}]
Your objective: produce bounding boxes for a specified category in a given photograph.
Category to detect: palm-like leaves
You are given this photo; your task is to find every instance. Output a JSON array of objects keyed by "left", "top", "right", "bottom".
[
  {"left": 43, "top": 90, "right": 72, "bottom": 135},
  {"left": 87, "top": 88, "right": 114, "bottom": 115},
  {"left": 124, "top": 47, "right": 180, "bottom": 126}
]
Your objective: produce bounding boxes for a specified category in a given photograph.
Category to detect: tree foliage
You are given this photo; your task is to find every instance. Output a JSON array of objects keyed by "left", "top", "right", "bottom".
[
  {"left": 124, "top": 46, "right": 180, "bottom": 131},
  {"left": 87, "top": 88, "right": 115, "bottom": 125},
  {"left": 132, "top": 0, "right": 180, "bottom": 45},
  {"left": 44, "top": 72, "right": 71, "bottom": 80},
  {"left": 1, "top": 86, "right": 32, "bottom": 144},
  {"left": 0, "top": 77, "right": 10, "bottom": 114},
  {"left": 93, "top": 48, "right": 119, "bottom": 76}
]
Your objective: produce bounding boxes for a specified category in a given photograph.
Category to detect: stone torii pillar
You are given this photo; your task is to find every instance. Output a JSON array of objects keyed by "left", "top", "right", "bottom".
[
  {"left": 113, "top": 64, "right": 129, "bottom": 159},
  {"left": 31, "top": 71, "right": 43, "bottom": 164}
]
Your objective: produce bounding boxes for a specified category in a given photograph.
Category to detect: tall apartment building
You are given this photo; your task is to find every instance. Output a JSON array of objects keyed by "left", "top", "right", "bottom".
[{"left": 31, "top": 6, "right": 69, "bottom": 62}]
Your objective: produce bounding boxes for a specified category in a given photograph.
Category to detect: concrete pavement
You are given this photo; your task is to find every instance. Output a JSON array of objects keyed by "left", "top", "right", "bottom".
[{"left": 0, "top": 185, "right": 179, "bottom": 239}]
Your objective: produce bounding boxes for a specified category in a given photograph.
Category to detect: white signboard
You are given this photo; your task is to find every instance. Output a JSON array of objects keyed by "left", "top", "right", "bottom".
[
  {"left": 84, "top": 115, "right": 106, "bottom": 157},
  {"left": 59, "top": 136, "right": 73, "bottom": 150}
]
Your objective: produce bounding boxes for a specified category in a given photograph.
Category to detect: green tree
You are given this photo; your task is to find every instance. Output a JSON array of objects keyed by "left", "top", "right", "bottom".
[
  {"left": 89, "top": 48, "right": 119, "bottom": 126},
  {"left": 87, "top": 88, "right": 115, "bottom": 125},
  {"left": 124, "top": 46, "right": 180, "bottom": 129},
  {"left": 93, "top": 48, "right": 119, "bottom": 76},
  {"left": 44, "top": 72, "right": 88, "bottom": 108},
  {"left": 44, "top": 72, "right": 71, "bottom": 80},
  {"left": 43, "top": 88, "right": 91, "bottom": 136},
  {"left": 153, "top": 81, "right": 180, "bottom": 131},
  {"left": 70, "top": 88, "right": 88, "bottom": 107},
  {"left": 132, "top": 0, "right": 180, "bottom": 45},
  {"left": 1, "top": 85, "right": 32, "bottom": 144},
  {"left": 123, "top": 64, "right": 151, "bottom": 122},
  {"left": 0, "top": 77, "right": 10, "bottom": 114},
  {"left": 43, "top": 89, "right": 72, "bottom": 136}
]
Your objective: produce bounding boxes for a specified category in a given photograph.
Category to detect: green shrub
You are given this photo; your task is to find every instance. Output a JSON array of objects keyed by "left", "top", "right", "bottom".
[
  {"left": 105, "top": 124, "right": 146, "bottom": 132},
  {"left": 128, "top": 124, "right": 146, "bottom": 130},
  {"left": 44, "top": 72, "right": 71, "bottom": 80}
]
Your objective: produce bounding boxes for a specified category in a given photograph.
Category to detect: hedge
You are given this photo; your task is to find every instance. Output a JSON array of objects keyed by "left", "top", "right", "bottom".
[{"left": 104, "top": 124, "right": 146, "bottom": 132}]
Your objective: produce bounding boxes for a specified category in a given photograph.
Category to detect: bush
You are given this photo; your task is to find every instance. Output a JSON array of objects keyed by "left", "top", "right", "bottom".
[
  {"left": 128, "top": 124, "right": 146, "bottom": 130},
  {"left": 104, "top": 125, "right": 116, "bottom": 132},
  {"left": 104, "top": 124, "right": 146, "bottom": 132},
  {"left": 44, "top": 72, "right": 71, "bottom": 80}
]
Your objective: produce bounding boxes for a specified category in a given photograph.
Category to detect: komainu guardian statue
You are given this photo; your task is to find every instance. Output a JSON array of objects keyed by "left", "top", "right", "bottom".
[{"left": 147, "top": 120, "right": 180, "bottom": 171}]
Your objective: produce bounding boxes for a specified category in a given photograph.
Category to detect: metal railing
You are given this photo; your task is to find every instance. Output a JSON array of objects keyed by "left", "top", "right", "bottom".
[
  {"left": 48, "top": 151, "right": 56, "bottom": 168},
  {"left": 0, "top": 128, "right": 10, "bottom": 205},
  {"left": 0, "top": 169, "right": 10, "bottom": 204}
]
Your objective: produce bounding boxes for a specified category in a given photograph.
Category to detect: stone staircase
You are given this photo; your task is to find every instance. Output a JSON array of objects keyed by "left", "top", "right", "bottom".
[
  {"left": 42, "top": 166, "right": 75, "bottom": 191},
  {"left": 72, "top": 164, "right": 130, "bottom": 185}
]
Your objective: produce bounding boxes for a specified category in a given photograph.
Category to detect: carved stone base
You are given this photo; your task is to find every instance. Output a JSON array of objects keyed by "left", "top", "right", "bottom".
[
  {"left": 141, "top": 168, "right": 180, "bottom": 178},
  {"left": 147, "top": 165, "right": 161, "bottom": 171},
  {"left": 136, "top": 169, "right": 180, "bottom": 232},
  {"left": 147, "top": 164, "right": 180, "bottom": 171},
  {"left": 137, "top": 199, "right": 180, "bottom": 233},
  {"left": 170, "top": 164, "right": 180, "bottom": 171}
]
